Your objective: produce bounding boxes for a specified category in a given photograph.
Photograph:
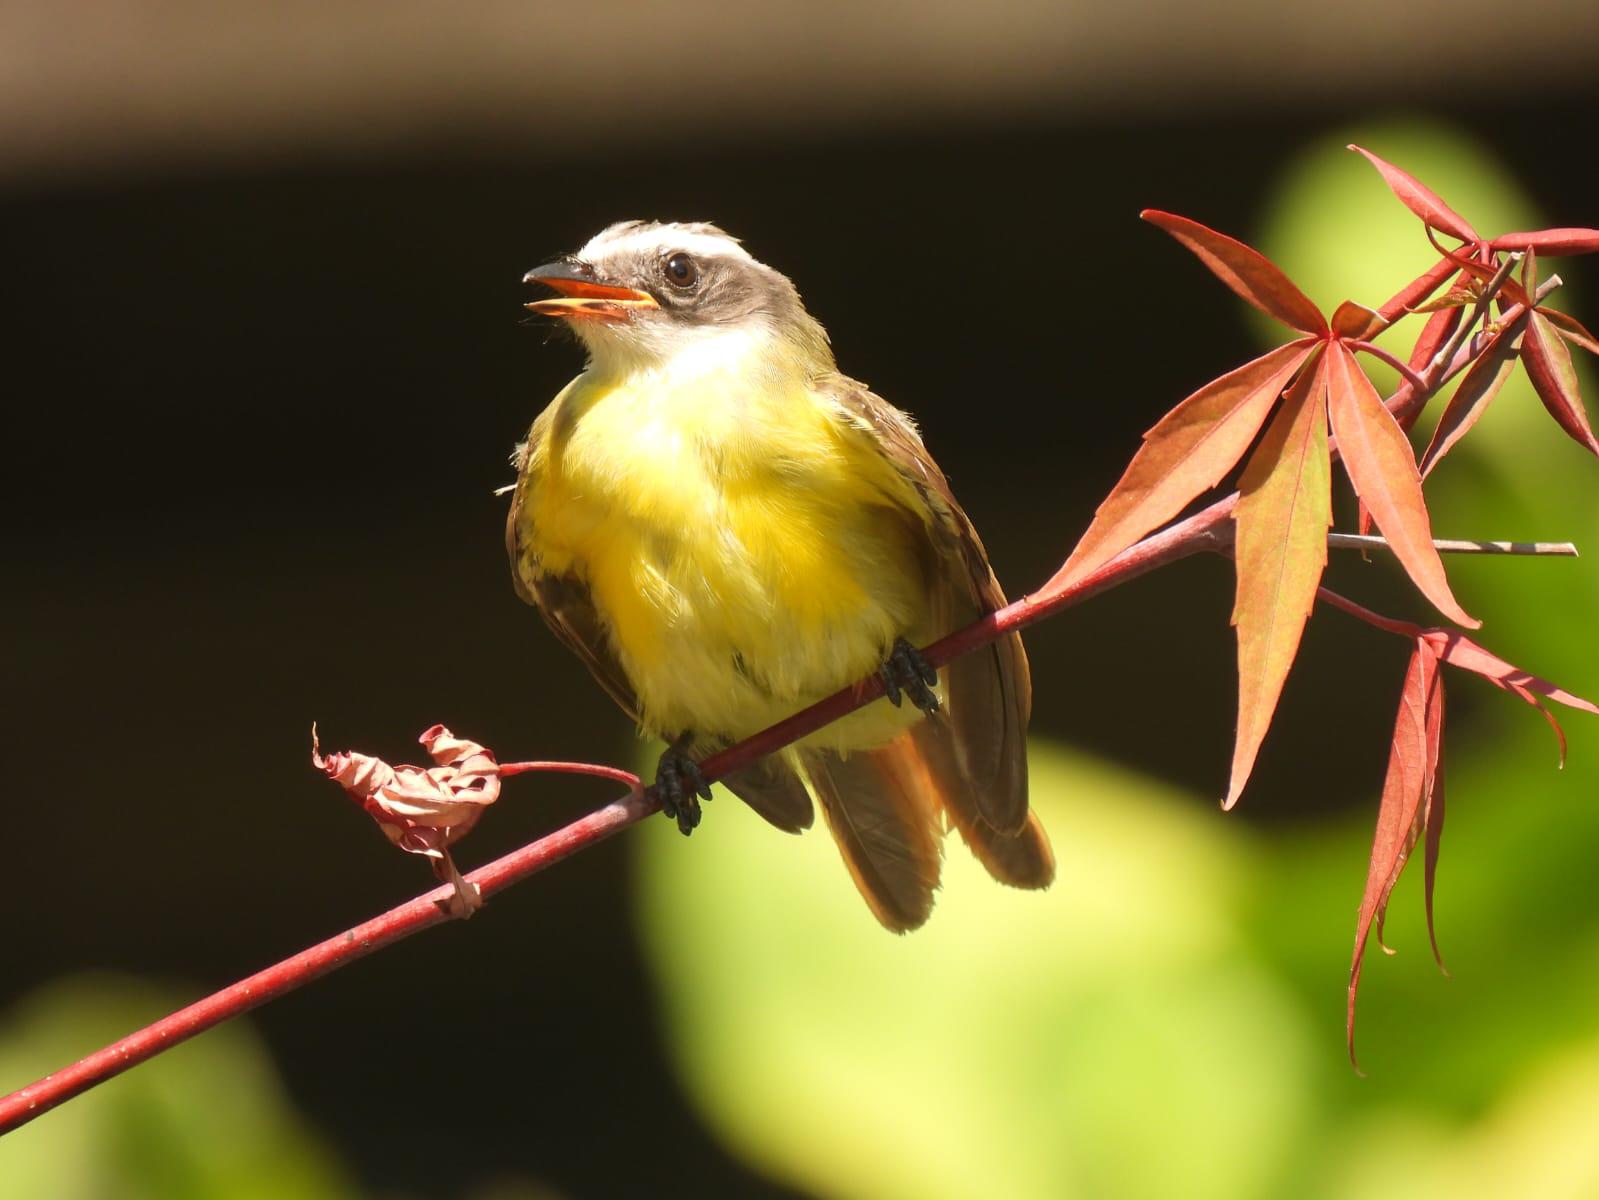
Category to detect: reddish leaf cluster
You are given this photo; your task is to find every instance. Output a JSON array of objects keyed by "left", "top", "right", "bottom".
[
  {"left": 312, "top": 724, "right": 500, "bottom": 916},
  {"left": 1048, "top": 145, "right": 1599, "bottom": 1062},
  {"left": 1055, "top": 198, "right": 1480, "bottom": 810}
]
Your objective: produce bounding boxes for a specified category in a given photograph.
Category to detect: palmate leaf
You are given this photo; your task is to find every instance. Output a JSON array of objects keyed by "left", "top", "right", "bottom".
[
  {"left": 1141, "top": 210, "right": 1328, "bottom": 335},
  {"left": 1349, "top": 639, "right": 1445, "bottom": 1069},
  {"left": 1522, "top": 311, "right": 1599, "bottom": 457},
  {"left": 1326, "top": 345, "right": 1478, "bottom": 628},
  {"left": 1226, "top": 346, "right": 1330, "bottom": 811},
  {"left": 1049, "top": 340, "right": 1313, "bottom": 592},
  {"left": 1348, "top": 145, "right": 1480, "bottom": 244}
]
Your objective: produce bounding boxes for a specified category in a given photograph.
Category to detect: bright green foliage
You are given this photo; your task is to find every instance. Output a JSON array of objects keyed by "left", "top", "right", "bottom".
[{"left": 0, "top": 978, "right": 352, "bottom": 1200}]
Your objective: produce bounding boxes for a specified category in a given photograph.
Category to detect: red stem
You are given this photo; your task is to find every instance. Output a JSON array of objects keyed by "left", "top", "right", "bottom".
[
  {"left": 0, "top": 249, "right": 1503, "bottom": 1137},
  {"left": 0, "top": 789, "right": 652, "bottom": 1134},
  {"left": 0, "top": 501, "right": 1230, "bottom": 1137},
  {"left": 497, "top": 760, "right": 642, "bottom": 789}
]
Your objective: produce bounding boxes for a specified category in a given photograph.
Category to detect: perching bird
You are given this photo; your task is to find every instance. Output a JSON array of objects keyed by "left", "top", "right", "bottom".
[{"left": 506, "top": 221, "right": 1053, "bottom": 930}]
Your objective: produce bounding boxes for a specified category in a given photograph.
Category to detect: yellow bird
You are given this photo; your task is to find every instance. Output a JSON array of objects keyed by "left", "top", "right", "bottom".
[{"left": 506, "top": 221, "right": 1053, "bottom": 930}]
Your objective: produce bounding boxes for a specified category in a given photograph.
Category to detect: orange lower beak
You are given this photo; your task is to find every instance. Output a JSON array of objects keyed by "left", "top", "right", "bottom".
[{"left": 523, "top": 261, "right": 658, "bottom": 323}]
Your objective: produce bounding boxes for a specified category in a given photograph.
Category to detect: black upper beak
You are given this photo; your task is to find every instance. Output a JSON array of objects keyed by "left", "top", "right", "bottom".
[{"left": 523, "top": 258, "right": 596, "bottom": 287}]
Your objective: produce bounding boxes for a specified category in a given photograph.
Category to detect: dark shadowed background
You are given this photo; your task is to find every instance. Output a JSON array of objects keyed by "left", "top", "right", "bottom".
[{"left": 6, "top": 4, "right": 1599, "bottom": 1197}]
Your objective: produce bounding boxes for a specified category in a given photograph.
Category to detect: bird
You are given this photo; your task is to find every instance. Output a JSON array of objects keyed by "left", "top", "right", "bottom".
[{"left": 506, "top": 220, "right": 1054, "bottom": 931}]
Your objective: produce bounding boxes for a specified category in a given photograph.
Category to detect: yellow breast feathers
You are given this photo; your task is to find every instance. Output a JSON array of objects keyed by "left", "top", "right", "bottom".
[{"left": 514, "top": 337, "right": 936, "bottom": 746}]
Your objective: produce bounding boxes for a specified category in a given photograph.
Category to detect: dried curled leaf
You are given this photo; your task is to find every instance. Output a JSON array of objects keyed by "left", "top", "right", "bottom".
[{"left": 312, "top": 724, "right": 501, "bottom": 916}]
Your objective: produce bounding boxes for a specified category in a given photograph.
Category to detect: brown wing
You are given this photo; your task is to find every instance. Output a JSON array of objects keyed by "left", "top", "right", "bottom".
[
  {"left": 503, "top": 430, "right": 814, "bottom": 832},
  {"left": 817, "top": 374, "right": 1033, "bottom": 835},
  {"left": 505, "top": 438, "right": 641, "bottom": 721}
]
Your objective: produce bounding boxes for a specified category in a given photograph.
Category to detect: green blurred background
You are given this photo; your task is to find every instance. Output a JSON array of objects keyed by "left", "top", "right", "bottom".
[{"left": 5, "top": 4, "right": 1599, "bottom": 1197}]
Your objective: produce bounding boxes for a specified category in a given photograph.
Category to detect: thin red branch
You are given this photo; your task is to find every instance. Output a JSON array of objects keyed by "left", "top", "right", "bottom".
[
  {"left": 0, "top": 788, "right": 652, "bottom": 1135},
  {"left": 0, "top": 502, "right": 1230, "bottom": 1138},
  {"left": 497, "top": 760, "right": 642, "bottom": 789},
  {"left": 0, "top": 247, "right": 1551, "bottom": 1137}
]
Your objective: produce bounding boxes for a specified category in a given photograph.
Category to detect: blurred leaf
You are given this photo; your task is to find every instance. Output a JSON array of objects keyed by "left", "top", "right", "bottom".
[
  {"left": 1330, "top": 1034, "right": 1599, "bottom": 1199},
  {"left": 0, "top": 976, "right": 352, "bottom": 1200},
  {"left": 636, "top": 743, "right": 1314, "bottom": 1200}
]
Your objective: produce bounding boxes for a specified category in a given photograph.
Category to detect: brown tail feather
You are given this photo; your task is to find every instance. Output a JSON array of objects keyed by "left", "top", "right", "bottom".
[
  {"left": 801, "top": 744, "right": 943, "bottom": 933},
  {"left": 908, "top": 716, "right": 1054, "bottom": 889},
  {"left": 719, "top": 751, "right": 815, "bottom": 833},
  {"left": 941, "top": 628, "right": 1032, "bottom": 834}
]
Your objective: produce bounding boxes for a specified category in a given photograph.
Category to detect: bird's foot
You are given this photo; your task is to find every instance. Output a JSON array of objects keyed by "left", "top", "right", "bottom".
[
  {"left": 880, "top": 637, "right": 940, "bottom": 714},
  {"left": 651, "top": 742, "right": 713, "bottom": 836}
]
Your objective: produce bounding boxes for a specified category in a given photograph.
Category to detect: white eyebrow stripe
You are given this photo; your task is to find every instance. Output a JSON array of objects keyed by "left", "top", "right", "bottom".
[{"left": 581, "top": 224, "right": 756, "bottom": 268}]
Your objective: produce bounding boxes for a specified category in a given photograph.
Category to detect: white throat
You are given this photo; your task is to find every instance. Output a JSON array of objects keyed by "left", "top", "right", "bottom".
[{"left": 579, "top": 318, "right": 807, "bottom": 390}]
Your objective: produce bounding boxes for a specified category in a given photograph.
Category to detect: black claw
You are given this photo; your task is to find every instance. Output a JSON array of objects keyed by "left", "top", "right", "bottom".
[
  {"left": 651, "top": 744, "right": 712, "bottom": 836},
  {"left": 882, "top": 638, "right": 940, "bottom": 715},
  {"left": 879, "top": 661, "right": 904, "bottom": 707}
]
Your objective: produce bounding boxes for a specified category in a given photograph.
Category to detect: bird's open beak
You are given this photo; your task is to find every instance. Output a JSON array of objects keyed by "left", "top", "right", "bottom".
[{"left": 523, "top": 260, "right": 658, "bottom": 323}]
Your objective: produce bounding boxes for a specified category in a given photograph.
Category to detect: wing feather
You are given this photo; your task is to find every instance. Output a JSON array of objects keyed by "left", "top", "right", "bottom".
[{"left": 818, "top": 375, "right": 1033, "bottom": 833}]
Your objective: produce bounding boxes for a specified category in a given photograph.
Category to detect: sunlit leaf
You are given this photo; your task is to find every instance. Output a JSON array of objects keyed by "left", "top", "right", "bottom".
[
  {"left": 1142, "top": 210, "right": 1328, "bottom": 335},
  {"left": 1522, "top": 311, "right": 1599, "bottom": 457},
  {"left": 1419, "top": 322, "right": 1523, "bottom": 477},
  {"left": 1349, "top": 145, "right": 1480, "bottom": 243},
  {"left": 1543, "top": 308, "right": 1599, "bottom": 357},
  {"left": 1520, "top": 246, "right": 1540, "bottom": 300},
  {"left": 1349, "top": 640, "right": 1443, "bottom": 1069},
  {"left": 1050, "top": 341, "right": 1312, "bottom": 591},
  {"left": 1326, "top": 345, "right": 1478, "bottom": 627},
  {"left": 1226, "top": 347, "right": 1331, "bottom": 810},
  {"left": 1426, "top": 629, "right": 1599, "bottom": 722},
  {"left": 1408, "top": 286, "right": 1476, "bottom": 315},
  {"left": 1331, "top": 300, "right": 1388, "bottom": 341},
  {"left": 1491, "top": 228, "right": 1599, "bottom": 255}
]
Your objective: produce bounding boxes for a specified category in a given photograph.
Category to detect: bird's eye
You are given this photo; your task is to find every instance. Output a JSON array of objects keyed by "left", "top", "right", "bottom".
[{"left": 663, "top": 252, "right": 698, "bottom": 288}]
